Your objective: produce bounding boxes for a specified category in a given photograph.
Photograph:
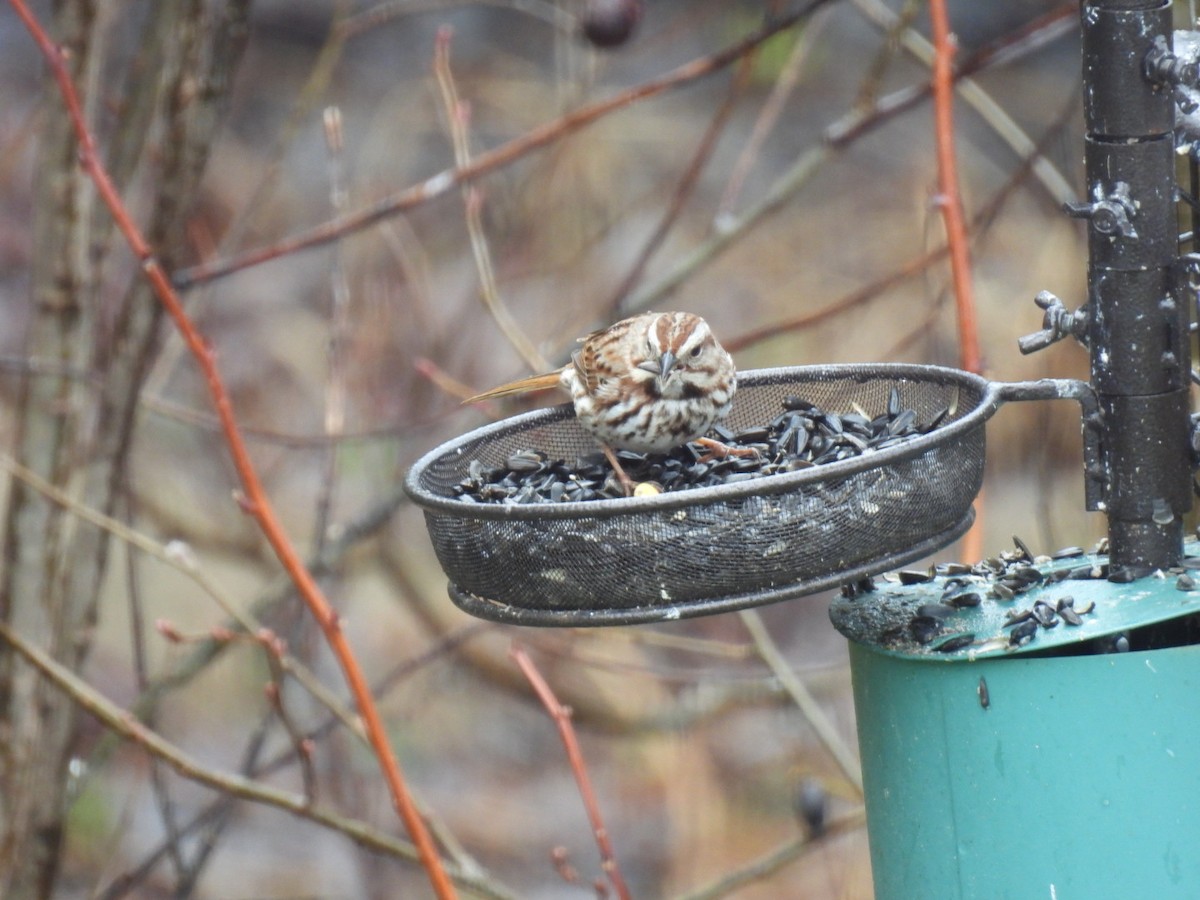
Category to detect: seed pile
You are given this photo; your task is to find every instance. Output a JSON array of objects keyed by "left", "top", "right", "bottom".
[
  {"left": 452, "top": 389, "right": 947, "bottom": 505},
  {"left": 891, "top": 538, "right": 1101, "bottom": 652},
  {"left": 838, "top": 534, "right": 1200, "bottom": 657}
]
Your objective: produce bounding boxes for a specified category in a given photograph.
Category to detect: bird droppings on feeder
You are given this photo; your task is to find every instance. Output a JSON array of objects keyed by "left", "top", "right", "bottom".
[
  {"left": 449, "top": 390, "right": 944, "bottom": 505},
  {"left": 829, "top": 535, "right": 1200, "bottom": 660}
]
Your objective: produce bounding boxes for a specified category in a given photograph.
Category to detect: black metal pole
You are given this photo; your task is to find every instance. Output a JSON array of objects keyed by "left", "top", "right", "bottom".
[{"left": 1075, "top": 0, "right": 1192, "bottom": 572}]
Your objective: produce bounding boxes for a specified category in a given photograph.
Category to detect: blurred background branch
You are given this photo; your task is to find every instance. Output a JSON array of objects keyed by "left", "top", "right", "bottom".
[{"left": 0, "top": 1, "right": 1100, "bottom": 896}]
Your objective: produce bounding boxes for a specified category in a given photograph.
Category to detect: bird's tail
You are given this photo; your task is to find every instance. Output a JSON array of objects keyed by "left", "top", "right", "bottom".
[{"left": 463, "top": 370, "right": 563, "bottom": 404}]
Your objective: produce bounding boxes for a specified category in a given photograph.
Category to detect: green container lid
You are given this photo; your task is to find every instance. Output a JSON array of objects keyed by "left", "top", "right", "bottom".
[{"left": 833, "top": 541, "right": 1200, "bottom": 899}]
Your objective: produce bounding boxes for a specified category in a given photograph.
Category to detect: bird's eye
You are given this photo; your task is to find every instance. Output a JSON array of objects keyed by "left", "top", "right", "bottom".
[{"left": 690, "top": 345, "right": 703, "bottom": 357}]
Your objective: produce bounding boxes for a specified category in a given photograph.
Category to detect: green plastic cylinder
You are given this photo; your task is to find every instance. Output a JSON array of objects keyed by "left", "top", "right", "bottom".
[{"left": 849, "top": 640, "right": 1200, "bottom": 899}]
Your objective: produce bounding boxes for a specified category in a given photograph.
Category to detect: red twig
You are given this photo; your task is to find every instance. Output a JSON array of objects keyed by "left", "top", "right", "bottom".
[
  {"left": 413, "top": 356, "right": 478, "bottom": 402},
  {"left": 8, "top": 3, "right": 456, "bottom": 896},
  {"left": 727, "top": 90, "right": 1077, "bottom": 358},
  {"left": 928, "top": 0, "right": 981, "bottom": 376},
  {"left": 929, "top": 0, "right": 983, "bottom": 561},
  {"left": 511, "top": 646, "right": 631, "bottom": 900}
]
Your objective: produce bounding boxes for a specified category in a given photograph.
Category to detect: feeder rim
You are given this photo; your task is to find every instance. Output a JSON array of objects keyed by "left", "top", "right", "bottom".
[{"left": 404, "top": 362, "right": 1026, "bottom": 521}]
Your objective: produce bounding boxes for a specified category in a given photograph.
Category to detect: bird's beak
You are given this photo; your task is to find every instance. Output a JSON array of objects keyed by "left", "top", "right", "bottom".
[
  {"left": 633, "top": 352, "right": 672, "bottom": 376},
  {"left": 637, "top": 350, "right": 678, "bottom": 379},
  {"left": 657, "top": 350, "right": 677, "bottom": 379}
]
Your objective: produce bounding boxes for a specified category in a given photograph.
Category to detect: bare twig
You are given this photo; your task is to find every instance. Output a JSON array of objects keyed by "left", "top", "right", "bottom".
[
  {"left": 0, "top": 618, "right": 516, "bottom": 900},
  {"left": 338, "top": 0, "right": 572, "bottom": 38},
  {"left": 0, "top": 351, "right": 465, "bottom": 447},
  {"left": 168, "top": 706, "right": 277, "bottom": 898},
  {"left": 433, "top": 27, "right": 548, "bottom": 372},
  {"left": 102, "top": 621, "right": 496, "bottom": 899},
  {"left": 120, "top": 488, "right": 188, "bottom": 883},
  {"left": 511, "top": 645, "right": 632, "bottom": 900},
  {"left": 849, "top": 0, "right": 1076, "bottom": 206},
  {"left": 6, "top": 4, "right": 455, "bottom": 895},
  {"left": 260, "top": 636, "right": 320, "bottom": 803},
  {"left": 724, "top": 97, "right": 1077, "bottom": 355},
  {"left": 414, "top": 355, "right": 483, "bottom": 402},
  {"left": 850, "top": 0, "right": 921, "bottom": 115},
  {"left": 675, "top": 808, "right": 867, "bottom": 900},
  {"left": 738, "top": 611, "right": 862, "bottom": 796},
  {"left": 0, "top": 452, "right": 365, "bottom": 741},
  {"left": 313, "top": 103, "right": 352, "bottom": 554},
  {"left": 627, "top": 3, "right": 1077, "bottom": 317},
  {"left": 928, "top": 0, "right": 982, "bottom": 560},
  {"left": 606, "top": 43, "right": 756, "bottom": 313},
  {"left": 172, "top": 1, "right": 830, "bottom": 288},
  {"left": 723, "top": 240, "right": 949, "bottom": 354},
  {"left": 717, "top": 6, "right": 831, "bottom": 218},
  {"left": 144, "top": 0, "right": 349, "bottom": 400}
]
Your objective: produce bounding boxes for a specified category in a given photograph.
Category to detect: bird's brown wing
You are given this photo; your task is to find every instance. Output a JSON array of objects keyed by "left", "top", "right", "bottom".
[
  {"left": 463, "top": 369, "right": 565, "bottom": 404},
  {"left": 571, "top": 342, "right": 604, "bottom": 397},
  {"left": 572, "top": 317, "right": 642, "bottom": 400}
]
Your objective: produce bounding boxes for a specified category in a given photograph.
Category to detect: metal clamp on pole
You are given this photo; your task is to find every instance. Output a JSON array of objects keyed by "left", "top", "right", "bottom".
[{"left": 1017, "top": 291, "right": 1089, "bottom": 354}]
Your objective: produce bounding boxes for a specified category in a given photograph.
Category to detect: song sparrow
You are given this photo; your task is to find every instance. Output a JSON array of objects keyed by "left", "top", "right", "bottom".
[{"left": 466, "top": 311, "right": 739, "bottom": 489}]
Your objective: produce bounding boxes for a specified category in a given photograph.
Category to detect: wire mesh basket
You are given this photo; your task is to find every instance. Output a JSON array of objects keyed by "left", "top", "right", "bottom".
[{"left": 404, "top": 363, "right": 1074, "bottom": 626}]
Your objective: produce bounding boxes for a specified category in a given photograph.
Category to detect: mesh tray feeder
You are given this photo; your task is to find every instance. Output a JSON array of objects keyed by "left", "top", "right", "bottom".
[{"left": 405, "top": 364, "right": 1099, "bottom": 626}]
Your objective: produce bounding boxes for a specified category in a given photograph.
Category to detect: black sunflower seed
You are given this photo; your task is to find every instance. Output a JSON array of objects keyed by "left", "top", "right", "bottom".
[
  {"left": 1009, "top": 619, "right": 1039, "bottom": 647},
  {"left": 452, "top": 389, "right": 942, "bottom": 504},
  {"left": 933, "top": 633, "right": 975, "bottom": 653}
]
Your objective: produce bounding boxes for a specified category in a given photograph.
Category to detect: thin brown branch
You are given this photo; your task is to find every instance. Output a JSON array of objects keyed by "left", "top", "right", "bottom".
[
  {"left": 724, "top": 97, "right": 1077, "bottom": 355},
  {"left": 169, "top": 706, "right": 277, "bottom": 897},
  {"left": 144, "top": 0, "right": 348, "bottom": 400},
  {"left": 738, "top": 611, "right": 862, "bottom": 796},
  {"left": 606, "top": 42, "right": 756, "bottom": 313},
  {"left": 838, "top": 1, "right": 1075, "bottom": 199},
  {"left": 433, "top": 26, "right": 548, "bottom": 372},
  {"left": 674, "top": 808, "right": 867, "bottom": 900},
  {"left": 172, "top": 1, "right": 832, "bottom": 288},
  {"left": 0, "top": 451, "right": 366, "bottom": 742},
  {"left": 723, "top": 240, "right": 950, "bottom": 354},
  {"left": 850, "top": 0, "right": 921, "bottom": 116},
  {"left": 120, "top": 489, "right": 188, "bottom": 883},
  {"left": 337, "top": 0, "right": 572, "bottom": 38},
  {"left": 0, "top": 617, "right": 516, "bottom": 900},
  {"left": 313, "top": 103, "right": 351, "bottom": 555},
  {"left": 626, "top": 2, "right": 1077, "bottom": 318},
  {"left": 101, "top": 621, "right": 496, "bottom": 899},
  {"left": 0, "top": 352, "right": 462, "bottom": 448},
  {"left": 6, "top": 3, "right": 456, "bottom": 896},
  {"left": 717, "top": 5, "right": 831, "bottom": 218},
  {"left": 511, "top": 645, "right": 632, "bottom": 900},
  {"left": 260, "top": 638, "right": 320, "bottom": 804},
  {"left": 414, "top": 355, "right": 481, "bottom": 402}
]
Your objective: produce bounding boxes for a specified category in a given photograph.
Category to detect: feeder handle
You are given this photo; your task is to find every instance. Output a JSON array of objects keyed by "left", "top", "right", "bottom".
[{"left": 989, "top": 378, "right": 1106, "bottom": 512}]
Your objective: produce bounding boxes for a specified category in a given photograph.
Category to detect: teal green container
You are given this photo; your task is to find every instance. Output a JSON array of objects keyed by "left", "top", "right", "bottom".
[{"left": 832, "top": 551, "right": 1200, "bottom": 899}]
